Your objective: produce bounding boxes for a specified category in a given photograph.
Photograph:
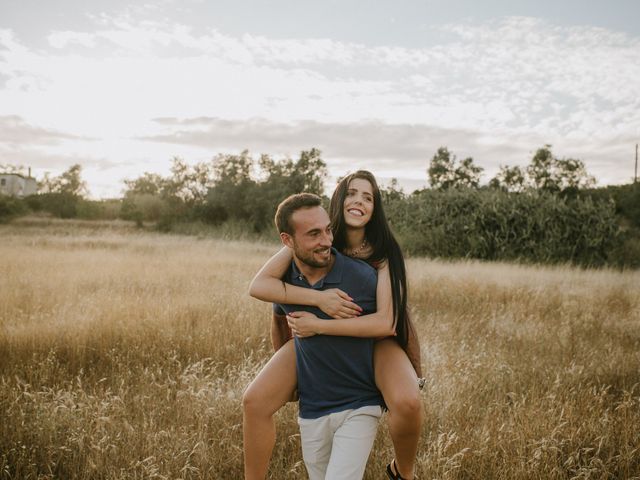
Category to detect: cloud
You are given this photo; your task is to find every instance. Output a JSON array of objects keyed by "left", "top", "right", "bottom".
[
  {"left": 1, "top": 14, "right": 638, "bottom": 195},
  {"left": 6, "top": 16, "right": 640, "bottom": 135},
  {"left": 0, "top": 115, "right": 89, "bottom": 146},
  {"left": 0, "top": 143, "right": 115, "bottom": 172},
  {"left": 143, "top": 116, "right": 471, "bottom": 163},
  {"left": 141, "top": 115, "right": 635, "bottom": 188},
  {"left": 140, "top": 116, "right": 543, "bottom": 178},
  {"left": 47, "top": 31, "right": 96, "bottom": 49}
]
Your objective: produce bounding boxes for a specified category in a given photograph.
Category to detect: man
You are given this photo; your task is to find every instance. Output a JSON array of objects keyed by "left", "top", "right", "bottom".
[{"left": 269, "top": 193, "right": 384, "bottom": 480}]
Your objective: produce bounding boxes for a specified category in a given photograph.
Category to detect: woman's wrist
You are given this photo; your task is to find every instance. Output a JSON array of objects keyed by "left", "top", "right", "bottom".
[
  {"left": 313, "top": 319, "right": 324, "bottom": 335},
  {"left": 310, "top": 289, "right": 323, "bottom": 308}
]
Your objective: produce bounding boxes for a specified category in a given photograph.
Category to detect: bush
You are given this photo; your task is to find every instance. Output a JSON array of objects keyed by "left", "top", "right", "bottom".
[
  {"left": 386, "top": 188, "right": 620, "bottom": 267},
  {"left": 76, "top": 199, "right": 103, "bottom": 220},
  {"left": 26, "top": 193, "right": 79, "bottom": 218},
  {"left": 0, "top": 195, "right": 28, "bottom": 222},
  {"left": 99, "top": 199, "right": 123, "bottom": 220},
  {"left": 583, "top": 183, "right": 640, "bottom": 228},
  {"left": 192, "top": 202, "right": 228, "bottom": 226},
  {"left": 608, "top": 229, "right": 640, "bottom": 269},
  {"left": 120, "top": 194, "right": 170, "bottom": 223}
]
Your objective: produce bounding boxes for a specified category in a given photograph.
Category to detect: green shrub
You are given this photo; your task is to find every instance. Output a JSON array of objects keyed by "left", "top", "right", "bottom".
[
  {"left": 608, "top": 229, "right": 640, "bottom": 269},
  {"left": 27, "top": 193, "right": 79, "bottom": 218},
  {"left": 387, "top": 188, "right": 620, "bottom": 267},
  {"left": 0, "top": 195, "right": 28, "bottom": 222},
  {"left": 120, "top": 194, "right": 170, "bottom": 222},
  {"left": 76, "top": 199, "right": 103, "bottom": 220},
  {"left": 583, "top": 183, "right": 640, "bottom": 228}
]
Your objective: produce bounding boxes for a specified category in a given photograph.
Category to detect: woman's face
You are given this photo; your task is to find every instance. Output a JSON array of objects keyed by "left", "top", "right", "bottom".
[{"left": 343, "top": 177, "right": 374, "bottom": 229}]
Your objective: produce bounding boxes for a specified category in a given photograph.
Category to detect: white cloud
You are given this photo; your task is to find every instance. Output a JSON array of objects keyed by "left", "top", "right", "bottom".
[
  {"left": 47, "top": 31, "right": 97, "bottom": 49},
  {"left": 0, "top": 115, "right": 88, "bottom": 145},
  {"left": 1, "top": 14, "right": 639, "bottom": 196}
]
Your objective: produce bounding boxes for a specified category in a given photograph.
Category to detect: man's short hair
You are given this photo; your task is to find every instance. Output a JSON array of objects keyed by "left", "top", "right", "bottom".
[{"left": 275, "top": 193, "right": 322, "bottom": 235}]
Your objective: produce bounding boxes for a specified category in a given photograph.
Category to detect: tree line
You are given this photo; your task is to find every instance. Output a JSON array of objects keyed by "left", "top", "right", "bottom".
[{"left": 1, "top": 146, "right": 638, "bottom": 267}]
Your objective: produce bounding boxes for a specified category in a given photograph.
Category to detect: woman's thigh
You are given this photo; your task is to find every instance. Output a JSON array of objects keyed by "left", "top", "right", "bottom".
[
  {"left": 373, "top": 338, "right": 419, "bottom": 407},
  {"left": 244, "top": 339, "right": 297, "bottom": 414}
]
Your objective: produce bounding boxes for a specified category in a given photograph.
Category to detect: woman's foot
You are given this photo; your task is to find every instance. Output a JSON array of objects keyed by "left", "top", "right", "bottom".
[{"left": 386, "top": 459, "right": 414, "bottom": 480}]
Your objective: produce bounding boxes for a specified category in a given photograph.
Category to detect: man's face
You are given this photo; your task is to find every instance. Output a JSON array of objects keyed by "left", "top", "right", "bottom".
[{"left": 281, "top": 206, "right": 333, "bottom": 268}]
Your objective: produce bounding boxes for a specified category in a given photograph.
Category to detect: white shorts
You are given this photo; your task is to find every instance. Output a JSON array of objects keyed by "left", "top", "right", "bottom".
[{"left": 298, "top": 405, "right": 383, "bottom": 480}]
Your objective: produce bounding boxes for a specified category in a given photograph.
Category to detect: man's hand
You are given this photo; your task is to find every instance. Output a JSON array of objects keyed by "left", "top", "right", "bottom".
[
  {"left": 287, "top": 311, "right": 322, "bottom": 338},
  {"left": 317, "top": 288, "right": 362, "bottom": 319}
]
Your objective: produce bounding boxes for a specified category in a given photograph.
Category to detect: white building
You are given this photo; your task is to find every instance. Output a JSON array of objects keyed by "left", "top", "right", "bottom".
[{"left": 0, "top": 172, "right": 38, "bottom": 198}]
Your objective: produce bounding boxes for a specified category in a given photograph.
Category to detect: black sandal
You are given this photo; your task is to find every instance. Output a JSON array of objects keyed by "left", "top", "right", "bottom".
[{"left": 386, "top": 459, "right": 409, "bottom": 480}]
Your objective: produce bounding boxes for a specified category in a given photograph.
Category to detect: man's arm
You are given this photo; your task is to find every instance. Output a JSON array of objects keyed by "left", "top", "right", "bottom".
[{"left": 271, "top": 311, "right": 292, "bottom": 351}]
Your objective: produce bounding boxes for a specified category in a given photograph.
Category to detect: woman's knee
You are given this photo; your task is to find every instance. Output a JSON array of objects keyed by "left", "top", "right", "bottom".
[
  {"left": 387, "top": 388, "right": 423, "bottom": 420},
  {"left": 242, "top": 381, "right": 268, "bottom": 416}
]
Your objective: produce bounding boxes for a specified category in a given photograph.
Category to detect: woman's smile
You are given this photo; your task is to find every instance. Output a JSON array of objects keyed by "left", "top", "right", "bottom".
[{"left": 343, "top": 178, "right": 374, "bottom": 227}]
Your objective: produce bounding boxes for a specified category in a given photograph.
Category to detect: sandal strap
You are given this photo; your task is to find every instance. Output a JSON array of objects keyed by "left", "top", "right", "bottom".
[{"left": 386, "top": 459, "right": 408, "bottom": 480}]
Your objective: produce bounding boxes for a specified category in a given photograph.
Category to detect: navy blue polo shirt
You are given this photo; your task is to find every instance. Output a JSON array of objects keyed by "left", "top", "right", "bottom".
[{"left": 274, "top": 248, "right": 384, "bottom": 419}]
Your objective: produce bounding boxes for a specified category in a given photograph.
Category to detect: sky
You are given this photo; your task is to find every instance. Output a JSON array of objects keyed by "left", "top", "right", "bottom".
[{"left": 1, "top": 0, "right": 639, "bottom": 198}]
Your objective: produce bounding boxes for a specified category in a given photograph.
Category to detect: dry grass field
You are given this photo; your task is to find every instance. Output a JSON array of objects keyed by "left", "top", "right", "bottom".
[{"left": 1, "top": 217, "right": 639, "bottom": 479}]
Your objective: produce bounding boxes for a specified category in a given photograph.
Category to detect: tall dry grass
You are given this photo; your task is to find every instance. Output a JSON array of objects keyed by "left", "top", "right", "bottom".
[{"left": 1, "top": 218, "right": 639, "bottom": 479}]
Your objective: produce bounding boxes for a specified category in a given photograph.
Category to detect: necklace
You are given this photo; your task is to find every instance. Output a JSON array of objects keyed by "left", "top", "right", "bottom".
[{"left": 347, "top": 238, "right": 368, "bottom": 257}]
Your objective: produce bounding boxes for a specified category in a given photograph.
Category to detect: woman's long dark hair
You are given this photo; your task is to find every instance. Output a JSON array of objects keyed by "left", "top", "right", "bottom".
[{"left": 329, "top": 170, "right": 409, "bottom": 348}]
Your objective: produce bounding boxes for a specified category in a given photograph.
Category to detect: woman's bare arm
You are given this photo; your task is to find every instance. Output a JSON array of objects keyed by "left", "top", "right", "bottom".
[
  {"left": 287, "top": 262, "right": 396, "bottom": 338},
  {"left": 249, "top": 246, "right": 361, "bottom": 318}
]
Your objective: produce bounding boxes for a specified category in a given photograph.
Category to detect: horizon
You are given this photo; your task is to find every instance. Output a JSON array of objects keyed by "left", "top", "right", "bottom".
[{"left": 2, "top": 144, "right": 637, "bottom": 200}]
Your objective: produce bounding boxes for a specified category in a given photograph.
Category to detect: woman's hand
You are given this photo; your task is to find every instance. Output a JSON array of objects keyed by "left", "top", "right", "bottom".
[
  {"left": 287, "top": 311, "right": 322, "bottom": 338},
  {"left": 317, "top": 288, "right": 362, "bottom": 319}
]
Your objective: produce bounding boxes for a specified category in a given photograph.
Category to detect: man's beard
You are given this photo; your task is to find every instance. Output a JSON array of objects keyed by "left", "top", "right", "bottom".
[{"left": 293, "top": 244, "right": 331, "bottom": 268}]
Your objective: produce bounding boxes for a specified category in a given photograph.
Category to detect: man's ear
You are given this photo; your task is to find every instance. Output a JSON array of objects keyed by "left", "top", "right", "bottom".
[{"left": 280, "top": 232, "right": 294, "bottom": 249}]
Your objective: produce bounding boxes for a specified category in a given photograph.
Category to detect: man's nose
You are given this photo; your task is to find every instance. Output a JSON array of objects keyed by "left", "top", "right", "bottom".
[{"left": 321, "top": 230, "right": 333, "bottom": 246}]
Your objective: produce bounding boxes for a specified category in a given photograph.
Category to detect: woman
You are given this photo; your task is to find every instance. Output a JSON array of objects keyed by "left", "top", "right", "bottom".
[{"left": 243, "top": 171, "right": 423, "bottom": 480}]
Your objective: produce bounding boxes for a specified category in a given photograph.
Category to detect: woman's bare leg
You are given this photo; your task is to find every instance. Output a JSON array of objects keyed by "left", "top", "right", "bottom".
[
  {"left": 374, "top": 338, "right": 423, "bottom": 480},
  {"left": 242, "top": 339, "right": 297, "bottom": 480}
]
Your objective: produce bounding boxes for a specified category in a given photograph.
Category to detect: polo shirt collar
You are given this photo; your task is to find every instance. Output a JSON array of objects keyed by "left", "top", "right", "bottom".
[{"left": 290, "top": 247, "right": 344, "bottom": 288}]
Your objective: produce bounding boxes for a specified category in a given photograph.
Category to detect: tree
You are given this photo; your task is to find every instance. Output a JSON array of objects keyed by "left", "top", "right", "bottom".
[
  {"left": 428, "top": 147, "right": 483, "bottom": 189},
  {"left": 490, "top": 146, "right": 596, "bottom": 196},
  {"left": 30, "top": 164, "right": 87, "bottom": 218},
  {"left": 249, "top": 149, "right": 328, "bottom": 230},
  {"left": 527, "top": 145, "right": 558, "bottom": 193},
  {"left": 213, "top": 150, "right": 253, "bottom": 186},
  {"left": 258, "top": 148, "right": 327, "bottom": 195},
  {"left": 205, "top": 151, "right": 257, "bottom": 222},
  {"left": 455, "top": 157, "right": 484, "bottom": 189},
  {"left": 428, "top": 147, "right": 456, "bottom": 190},
  {"left": 123, "top": 172, "right": 166, "bottom": 196},
  {"left": 380, "top": 178, "right": 405, "bottom": 203},
  {"left": 293, "top": 148, "right": 327, "bottom": 194},
  {"left": 554, "top": 157, "right": 596, "bottom": 193},
  {"left": 38, "top": 164, "right": 87, "bottom": 196},
  {"left": 526, "top": 145, "right": 595, "bottom": 195},
  {"left": 489, "top": 165, "right": 526, "bottom": 192},
  {"left": 164, "top": 156, "right": 216, "bottom": 205}
]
